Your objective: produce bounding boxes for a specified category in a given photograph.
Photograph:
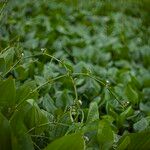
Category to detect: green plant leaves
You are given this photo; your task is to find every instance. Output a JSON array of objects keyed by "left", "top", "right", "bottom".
[
  {"left": 24, "top": 99, "right": 49, "bottom": 134},
  {"left": 0, "top": 78, "right": 16, "bottom": 117},
  {"left": 41, "top": 94, "right": 57, "bottom": 114},
  {"left": 44, "top": 133, "right": 85, "bottom": 150},
  {"left": 117, "top": 136, "right": 130, "bottom": 150},
  {"left": 117, "top": 106, "right": 134, "bottom": 128},
  {"left": 0, "top": 78, "right": 16, "bottom": 106},
  {"left": 117, "top": 130, "right": 150, "bottom": 150},
  {"left": 0, "top": 58, "right": 6, "bottom": 74},
  {"left": 0, "top": 48, "right": 15, "bottom": 74},
  {"left": 125, "top": 83, "right": 139, "bottom": 105},
  {"left": 97, "top": 120, "right": 114, "bottom": 150},
  {"left": 0, "top": 112, "right": 12, "bottom": 150},
  {"left": 16, "top": 81, "right": 38, "bottom": 103},
  {"left": 55, "top": 90, "right": 73, "bottom": 109},
  {"left": 133, "top": 118, "right": 149, "bottom": 132},
  {"left": 86, "top": 102, "right": 99, "bottom": 123},
  {"left": 10, "top": 112, "right": 34, "bottom": 150}
]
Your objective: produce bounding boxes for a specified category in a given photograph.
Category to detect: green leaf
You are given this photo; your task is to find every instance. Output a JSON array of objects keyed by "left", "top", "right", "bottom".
[
  {"left": 16, "top": 81, "right": 38, "bottom": 103},
  {"left": 0, "top": 48, "right": 15, "bottom": 72},
  {"left": 10, "top": 112, "right": 34, "bottom": 150},
  {"left": 42, "top": 94, "right": 57, "bottom": 114},
  {"left": 117, "top": 106, "right": 134, "bottom": 128},
  {"left": 133, "top": 118, "right": 149, "bottom": 132},
  {"left": 86, "top": 102, "right": 99, "bottom": 123},
  {"left": 97, "top": 120, "right": 114, "bottom": 150},
  {"left": 117, "top": 130, "right": 150, "bottom": 149},
  {"left": 0, "top": 112, "right": 11, "bottom": 150},
  {"left": 0, "top": 78, "right": 16, "bottom": 116},
  {"left": 34, "top": 75, "right": 46, "bottom": 86},
  {"left": 125, "top": 83, "right": 139, "bottom": 105},
  {"left": 82, "top": 120, "right": 99, "bottom": 133},
  {"left": 63, "top": 62, "right": 74, "bottom": 73},
  {"left": 50, "top": 112, "right": 72, "bottom": 139},
  {"left": 117, "top": 136, "right": 130, "bottom": 150},
  {"left": 140, "top": 102, "right": 150, "bottom": 114},
  {"left": 0, "top": 58, "right": 6, "bottom": 74},
  {"left": 14, "top": 65, "right": 28, "bottom": 81},
  {"left": 44, "top": 133, "right": 85, "bottom": 150},
  {"left": 55, "top": 90, "right": 73, "bottom": 109},
  {"left": 24, "top": 99, "right": 49, "bottom": 134}
]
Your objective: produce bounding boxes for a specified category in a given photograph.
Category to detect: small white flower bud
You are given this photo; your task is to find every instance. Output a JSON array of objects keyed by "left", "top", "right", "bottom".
[
  {"left": 84, "top": 136, "right": 89, "bottom": 142},
  {"left": 41, "top": 48, "right": 45, "bottom": 52},
  {"left": 78, "top": 100, "right": 82, "bottom": 105}
]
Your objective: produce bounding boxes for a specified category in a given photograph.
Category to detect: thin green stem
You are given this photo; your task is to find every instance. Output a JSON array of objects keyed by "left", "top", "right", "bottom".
[
  {"left": 2, "top": 52, "right": 68, "bottom": 78},
  {"left": 26, "top": 121, "right": 70, "bottom": 134},
  {"left": 3, "top": 54, "right": 42, "bottom": 78},
  {"left": 70, "top": 76, "right": 78, "bottom": 102},
  {"left": 0, "top": 46, "right": 10, "bottom": 54},
  {"left": 32, "top": 141, "right": 41, "bottom": 150},
  {"left": 30, "top": 134, "right": 49, "bottom": 139},
  {"left": 43, "top": 53, "right": 61, "bottom": 64}
]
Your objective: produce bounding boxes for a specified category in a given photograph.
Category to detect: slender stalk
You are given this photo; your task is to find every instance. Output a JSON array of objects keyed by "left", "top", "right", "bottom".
[
  {"left": 32, "top": 141, "right": 41, "bottom": 150},
  {"left": 70, "top": 76, "right": 78, "bottom": 101},
  {"left": 26, "top": 121, "right": 70, "bottom": 134},
  {"left": 3, "top": 54, "right": 42, "bottom": 78}
]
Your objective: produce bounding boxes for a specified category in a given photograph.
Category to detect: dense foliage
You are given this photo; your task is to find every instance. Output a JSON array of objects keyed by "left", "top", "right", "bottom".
[{"left": 0, "top": 0, "right": 150, "bottom": 149}]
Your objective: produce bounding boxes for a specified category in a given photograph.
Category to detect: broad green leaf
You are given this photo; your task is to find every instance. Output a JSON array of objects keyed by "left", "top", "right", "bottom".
[
  {"left": 44, "top": 133, "right": 85, "bottom": 150},
  {"left": 140, "top": 102, "right": 150, "bottom": 114},
  {"left": 97, "top": 120, "right": 114, "bottom": 150},
  {"left": 24, "top": 99, "right": 49, "bottom": 134},
  {"left": 130, "top": 75, "right": 141, "bottom": 90},
  {"left": 42, "top": 94, "right": 57, "bottom": 114},
  {"left": 0, "top": 78, "right": 16, "bottom": 117},
  {"left": 16, "top": 81, "right": 38, "bottom": 103},
  {"left": 117, "top": 106, "right": 133, "bottom": 128},
  {"left": 10, "top": 112, "right": 34, "bottom": 150},
  {"left": 106, "top": 102, "right": 118, "bottom": 120},
  {"left": 125, "top": 84, "right": 139, "bottom": 105},
  {"left": 133, "top": 118, "right": 149, "bottom": 132},
  {"left": 80, "top": 78, "right": 101, "bottom": 97},
  {"left": 14, "top": 65, "right": 28, "bottom": 81},
  {"left": 117, "top": 136, "right": 130, "bottom": 150},
  {"left": 117, "top": 130, "right": 150, "bottom": 149},
  {"left": 143, "top": 75, "right": 150, "bottom": 88},
  {"left": 0, "top": 48, "right": 15, "bottom": 72},
  {"left": 55, "top": 90, "right": 73, "bottom": 109},
  {"left": 0, "top": 58, "right": 6, "bottom": 74},
  {"left": 34, "top": 75, "right": 46, "bottom": 86},
  {"left": 50, "top": 112, "right": 72, "bottom": 139},
  {"left": 0, "top": 112, "right": 11, "bottom": 150},
  {"left": 82, "top": 120, "right": 99, "bottom": 133},
  {"left": 86, "top": 102, "right": 99, "bottom": 123}
]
